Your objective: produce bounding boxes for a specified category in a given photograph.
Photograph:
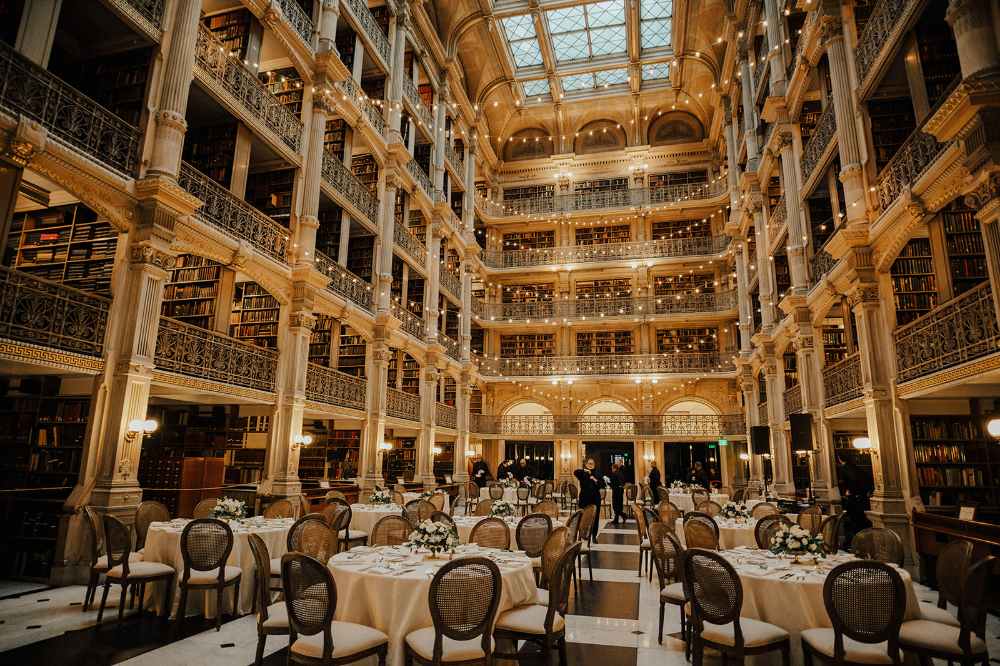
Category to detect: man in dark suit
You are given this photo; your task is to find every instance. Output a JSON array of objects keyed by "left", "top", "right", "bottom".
[
  {"left": 470, "top": 454, "right": 491, "bottom": 489},
  {"left": 610, "top": 463, "right": 628, "bottom": 525},
  {"left": 497, "top": 460, "right": 513, "bottom": 480},
  {"left": 648, "top": 460, "right": 662, "bottom": 500},
  {"left": 694, "top": 461, "right": 711, "bottom": 488},
  {"left": 514, "top": 458, "right": 535, "bottom": 482}
]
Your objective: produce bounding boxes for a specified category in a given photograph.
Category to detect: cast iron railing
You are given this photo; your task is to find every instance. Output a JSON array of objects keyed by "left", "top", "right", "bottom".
[
  {"left": 800, "top": 102, "right": 836, "bottom": 183},
  {"left": 436, "top": 402, "right": 458, "bottom": 429},
  {"left": 313, "top": 251, "right": 374, "bottom": 312},
  {"left": 341, "top": 0, "right": 391, "bottom": 65},
  {"left": 305, "top": 362, "right": 366, "bottom": 410},
  {"left": 472, "top": 291, "right": 737, "bottom": 322},
  {"left": 475, "top": 352, "right": 734, "bottom": 378},
  {"left": 387, "top": 387, "right": 420, "bottom": 421},
  {"left": 394, "top": 221, "right": 427, "bottom": 264},
  {"left": 478, "top": 235, "right": 730, "bottom": 269},
  {"left": 469, "top": 413, "right": 746, "bottom": 437},
  {"left": 402, "top": 75, "right": 434, "bottom": 130},
  {"left": 822, "top": 352, "right": 862, "bottom": 405},
  {"left": 321, "top": 148, "right": 380, "bottom": 229},
  {"left": 406, "top": 159, "right": 433, "bottom": 195}
]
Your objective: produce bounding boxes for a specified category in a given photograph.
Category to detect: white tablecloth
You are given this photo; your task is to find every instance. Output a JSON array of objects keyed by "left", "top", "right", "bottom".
[
  {"left": 402, "top": 492, "right": 451, "bottom": 513},
  {"left": 141, "top": 518, "right": 292, "bottom": 619},
  {"left": 479, "top": 487, "right": 520, "bottom": 503},
  {"left": 668, "top": 492, "right": 729, "bottom": 512},
  {"left": 674, "top": 518, "right": 757, "bottom": 549},
  {"left": 451, "top": 516, "right": 564, "bottom": 545},
  {"left": 350, "top": 504, "right": 404, "bottom": 535},
  {"left": 329, "top": 548, "right": 537, "bottom": 666},
  {"left": 723, "top": 551, "right": 921, "bottom": 665}
]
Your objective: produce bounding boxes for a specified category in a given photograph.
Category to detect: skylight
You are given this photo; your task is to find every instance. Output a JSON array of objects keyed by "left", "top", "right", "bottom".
[
  {"left": 640, "top": 0, "right": 673, "bottom": 50},
  {"left": 522, "top": 79, "right": 551, "bottom": 98},
  {"left": 504, "top": 15, "right": 543, "bottom": 67},
  {"left": 546, "top": 1, "right": 627, "bottom": 62},
  {"left": 562, "top": 67, "right": 630, "bottom": 92}
]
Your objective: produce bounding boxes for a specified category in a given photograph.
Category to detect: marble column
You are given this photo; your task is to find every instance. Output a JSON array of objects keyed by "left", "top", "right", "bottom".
[
  {"left": 723, "top": 96, "right": 741, "bottom": 215},
  {"left": 318, "top": 0, "right": 340, "bottom": 52},
  {"left": 966, "top": 173, "right": 1000, "bottom": 322},
  {"left": 432, "top": 80, "right": 448, "bottom": 202},
  {"left": 14, "top": 0, "right": 62, "bottom": 66},
  {"left": 425, "top": 224, "right": 443, "bottom": 340},
  {"left": 734, "top": 244, "right": 753, "bottom": 352},
  {"left": 297, "top": 93, "right": 334, "bottom": 267},
  {"left": 360, "top": 336, "right": 392, "bottom": 494},
  {"left": 776, "top": 129, "right": 810, "bottom": 293},
  {"left": 739, "top": 50, "right": 760, "bottom": 170},
  {"left": 386, "top": 10, "right": 409, "bottom": 144},
  {"left": 416, "top": 366, "right": 438, "bottom": 485},
  {"left": 748, "top": 199, "right": 775, "bottom": 328},
  {"left": 946, "top": 0, "right": 1000, "bottom": 78},
  {"left": 375, "top": 172, "right": 399, "bottom": 315}
]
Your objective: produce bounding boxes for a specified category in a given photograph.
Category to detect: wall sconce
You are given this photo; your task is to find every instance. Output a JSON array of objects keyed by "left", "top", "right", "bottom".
[
  {"left": 432, "top": 446, "right": 442, "bottom": 455},
  {"left": 379, "top": 441, "right": 394, "bottom": 452},
  {"left": 852, "top": 437, "right": 872, "bottom": 450},
  {"left": 987, "top": 420, "right": 1000, "bottom": 438},
  {"left": 125, "top": 419, "right": 157, "bottom": 442},
  {"left": 466, "top": 449, "right": 476, "bottom": 457},
  {"left": 740, "top": 453, "right": 750, "bottom": 461},
  {"left": 643, "top": 454, "right": 655, "bottom": 462},
  {"left": 291, "top": 433, "right": 313, "bottom": 450}
]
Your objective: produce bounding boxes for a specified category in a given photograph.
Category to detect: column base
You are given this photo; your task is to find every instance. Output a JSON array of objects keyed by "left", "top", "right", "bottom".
[
  {"left": 867, "top": 492, "right": 915, "bottom": 571},
  {"left": 89, "top": 481, "right": 144, "bottom": 520},
  {"left": 271, "top": 477, "right": 302, "bottom": 500}
]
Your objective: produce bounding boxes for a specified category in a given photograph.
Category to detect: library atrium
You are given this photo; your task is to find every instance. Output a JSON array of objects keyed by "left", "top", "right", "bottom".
[{"left": 1, "top": 0, "right": 1000, "bottom": 662}]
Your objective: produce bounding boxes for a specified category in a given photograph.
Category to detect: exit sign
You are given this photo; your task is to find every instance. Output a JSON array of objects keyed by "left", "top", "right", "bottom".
[{"left": 719, "top": 440, "right": 728, "bottom": 446}]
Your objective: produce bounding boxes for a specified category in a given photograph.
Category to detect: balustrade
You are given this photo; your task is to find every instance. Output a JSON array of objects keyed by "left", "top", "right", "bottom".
[
  {"left": 341, "top": 0, "right": 391, "bottom": 65},
  {"left": 436, "top": 331, "right": 462, "bottom": 361},
  {"left": 313, "top": 251, "right": 374, "bottom": 311},
  {"left": 390, "top": 305, "right": 425, "bottom": 338},
  {"left": 155, "top": 317, "right": 278, "bottom": 392},
  {"left": 0, "top": 41, "right": 140, "bottom": 175},
  {"left": 445, "top": 143, "right": 465, "bottom": 184},
  {"left": 476, "top": 353, "right": 733, "bottom": 378},
  {"left": 387, "top": 387, "right": 420, "bottom": 421},
  {"left": 894, "top": 282, "right": 1000, "bottom": 383},
  {"left": 479, "top": 235, "right": 730, "bottom": 269},
  {"left": 753, "top": 30, "right": 769, "bottom": 93},
  {"left": 0, "top": 266, "right": 111, "bottom": 356},
  {"left": 810, "top": 250, "right": 837, "bottom": 282},
  {"left": 402, "top": 75, "right": 434, "bottom": 130},
  {"left": 469, "top": 413, "right": 746, "bottom": 437},
  {"left": 321, "top": 149, "right": 380, "bottom": 229},
  {"left": 758, "top": 402, "right": 769, "bottom": 425},
  {"left": 783, "top": 385, "right": 803, "bottom": 416},
  {"left": 305, "top": 362, "right": 366, "bottom": 410},
  {"left": 337, "top": 75, "right": 385, "bottom": 137},
  {"left": 436, "top": 403, "right": 458, "bottom": 429},
  {"left": 394, "top": 221, "right": 427, "bottom": 264},
  {"left": 855, "top": 0, "right": 918, "bottom": 90},
  {"left": 109, "top": 0, "right": 165, "bottom": 30},
  {"left": 178, "top": 162, "right": 291, "bottom": 264},
  {"left": 822, "top": 352, "right": 862, "bottom": 406},
  {"left": 799, "top": 102, "right": 836, "bottom": 182},
  {"left": 405, "top": 159, "right": 433, "bottom": 195},
  {"left": 769, "top": 197, "right": 787, "bottom": 245},
  {"left": 274, "top": 0, "right": 314, "bottom": 50},
  {"left": 439, "top": 269, "right": 462, "bottom": 299},
  {"left": 472, "top": 291, "right": 737, "bottom": 322}
]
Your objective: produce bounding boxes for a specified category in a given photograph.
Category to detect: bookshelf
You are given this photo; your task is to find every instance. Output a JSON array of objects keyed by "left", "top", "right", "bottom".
[
  {"left": 224, "top": 413, "right": 269, "bottom": 485},
  {"left": 655, "top": 328, "right": 718, "bottom": 353},
  {"left": 386, "top": 351, "right": 398, "bottom": 389},
  {"left": 649, "top": 171, "right": 708, "bottom": 187},
  {"left": 182, "top": 122, "right": 239, "bottom": 188},
  {"left": 783, "top": 353, "right": 798, "bottom": 389},
  {"left": 451, "top": 194, "right": 463, "bottom": 221},
  {"left": 260, "top": 67, "right": 304, "bottom": 115},
  {"left": 654, "top": 273, "right": 714, "bottom": 298},
  {"left": 470, "top": 386, "right": 483, "bottom": 414},
  {"left": 369, "top": 5, "right": 390, "bottom": 35},
  {"left": 433, "top": 441, "right": 454, "bottom": 481},
  {"left": 911, "top": 416, "right": 997, "bottom": 510},
  {"left": 309, "top": 315, "right": 336, "bottom": 366},
  {"left": 351, "top": 155, "right": 379, "bottom": 195},
  {"left": 502, "top": 230, "right": 554, "bottom": 250},
  {"left": 576, "top": 331, "right": 634, "bottom": 355},
  {"left": 327, "top": 429, "right": 361, "bottom": 480},
  {"left": 402, "top": 353, "right": 420, "bottom": 394},
  {"left": 502, "top": 283, "right": 554, "bottom": 304},
  {"left": 8, "top": 203, "right": 117, "bottom": 296},
  {"left": 414, "top": 144, "right": 431, "bottom": 175},
  {"left": 765, "top": 176, "right": 782, "bottom": 218},
  {"left": 395, "top": 191, "right": 406, "bottom": 224},
  {"left": 68, "top": 47, "right": 152, "bottom": 128},
  {"left": 503, "top": 184, "right": 554, "bottom": 202},
  {"left": 799, "top": 101, "right": 823, "bottom": 144},
  {"left": 298, "top": 420, "right": 330, "bottom": 481},
  {"left": 890, "top": 237, "right": 937, "bottom": 326},
  {"left": 774, "top": 253, "right": 791, "bottom": 300},
  {"left": 202, "top": 8, "right": 263, "bottom": 63},
  {"left": 576, "top": 279, "right": 631, "bottom": 298},
  {"left": 162, "top": 255, "right": 225, "bottom": 330},
  {"left": 807, "top": 195, "right": 835, "bottom": 249},
  {"left": 316, "top": 208, "right": 342, "bottom": 261},
  {"left": 852, "top": 0, "right": 877, "bottom": 35},
  {"left": 346, "top": 234, "right": 376, "bottom": 280},
  {"left": 137, "top": 457, "right": 225, "bottom": 518},
  {"left": 335, "top": 35, "right": 355, "bottom": 71},
  {"left": 832, "top": 432, "right": 873, "bottom": 490},
  {"left": 383, "top": 436, "right": 417, "bottom": 482},
  {"left": 245, "top": 169, "right": 295, "bottom": 226},
  {"left": 500, "top": 334, "right": 554, "bottom": 357},
  {"left": 407, "top": 278, "right": 425, "bottom": 315},
  {"left": 651, "top": 218, "right": 710, "bottom": 239},
  {"left": 338, "top": 326, "right": 367, "bottom": 377},
  {"left": 916, "top": 19, "right": 961, "bottom": 105},
  {"left": 362, "top": 78, "right": 385, "bottom": 105},
  {"left": 230, "top": 282, "right": 281, "bottom": 348},
  {"left": 573, "top": 178, "right": 628, "bottom": 193},
  {"left": 408, "top": 209, "right": 427, "bottom": 241},
  {"left": 942, "top": 201, "right": 987, "bottom": 297},
  {"left": 575, "top": 224, "right": 630, "bottom": 245},
  {"left": 0, "top": 377, "right": 87, "bottom": 581},
  {"left": 443, "top": 377, "right": 457, "bottom": 406},
  {"left": 0, "top": 0, "right": 21, "bottom": 46},
  {"left": 325, "top": 119, "right": 347, "bottom": 161},
  {"left": 390, "top": 256, "right": 404, "bottom": 305},
  {"left": 418, "top": 84, "right": 434, "bottom": 110},
  {"left": 868, "top": 100, "right": 916, "bottom": 174},
  {"left": 821, "top": 325, "right": 848, "bottom": 366}
]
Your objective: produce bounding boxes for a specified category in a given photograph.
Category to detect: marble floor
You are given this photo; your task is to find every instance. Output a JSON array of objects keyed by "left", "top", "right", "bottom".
[{"left": 0, "top": 515, "right": 994, "bottom": 666}]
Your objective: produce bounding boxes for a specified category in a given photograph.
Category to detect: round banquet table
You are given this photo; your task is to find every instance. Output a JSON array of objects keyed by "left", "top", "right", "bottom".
[
  {"left": 141, "top": 518, "right": 292, "bottom": 619},
  {"left": 329, "top": 547, "right": 537, "bottom": 666},
  {"left": 668, "top": 492, "right": 729, "bottom": 512},
  {"left": 479, "top": 487, "right": 519, "bottom": 503},
  {"left": 720, "top": 550, "right": 921, "bottom": 665},
  {"left": 674, "top": 517, "right": 757, "bottom": 549},
  {"left": 350, "top": 504, "right": 404, "bottom": 536},
  {"left": 402, "top": 492, "right": 451, "bottom": 513},
  {"left": 451, "top": 516, "right": 563, "bottom": 545}
]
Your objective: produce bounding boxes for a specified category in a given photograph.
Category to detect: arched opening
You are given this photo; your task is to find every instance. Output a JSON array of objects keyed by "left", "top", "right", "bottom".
[
  {"left": 502, "top": 402, "right": 554, "bottom": 480},
  {"left": 580, "top": 400, "right": 635, "bottom": 482},
  {"left": 662, "top": 400, "right": 723, "bottom": 485}
]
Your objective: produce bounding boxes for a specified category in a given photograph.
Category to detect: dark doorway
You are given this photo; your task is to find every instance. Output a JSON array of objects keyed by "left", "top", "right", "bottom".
[
  {"left": 505, "top": 441, "right": 554, "bottom": 480},
  {"left": 583, "top": 442, "right": 635, "bottom": 483},
  {"left": 663, "top": 441, "right": 723, "bottom": 484}
]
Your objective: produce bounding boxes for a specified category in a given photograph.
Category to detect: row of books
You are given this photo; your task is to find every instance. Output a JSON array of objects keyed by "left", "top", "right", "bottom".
[
  {"left": 891, "top": 258, "right": 934, "bottom": 274},
  {"left": 912, "top": 419, "right": 981, "bottom": 440},
  {"left": 912, "top": 444, "right": 979, "bottom": 464},
  {"left": 891, "top": 275, "right": 936, "bottom": 292},
  {"left": 164, "top": 283, "right": 218, "bottom": 300},
  {"left": 163, "top": 301, "right": 214, "bottom": 317},
  {"left": 916, "top": 466, "right": 983, "bottom": 487},
  {"left": 233, "top": 309, "right": 279, "bottom": 323}
]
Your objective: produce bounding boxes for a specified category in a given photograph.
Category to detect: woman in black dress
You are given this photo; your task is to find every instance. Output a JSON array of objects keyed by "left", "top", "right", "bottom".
[{"left": 575, "top": 458, "right": 606, "bottom": 539}]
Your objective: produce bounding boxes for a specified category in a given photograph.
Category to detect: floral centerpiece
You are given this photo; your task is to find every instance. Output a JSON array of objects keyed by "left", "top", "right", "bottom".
[
  {"left": 670, "top": 480, "right": 687, "bottom": 490},
  {"left": 208, "top": 498, "right": 247, "bottom": 522},
  {"left": 489, "top": 500, "right": 517, "bottom": 518},
  {"left": 419, "top": 490, "right": 436, "bottom": 500},
  {"left": 769, "top": 524, "right": 826, "bottom": 562},
  {"left": 497, "top": 476, "right": 518, "bottom": 489},
  {"left": 689, "top": 484, "right": 705, "bottom": 491},
  {"left": 748, "top": 476, "right": 766, "bottom": 498},
  {"left": 369, "top": 489, "right": 394, "bottom": 505},
  {"left": 409, "top": 520, "right": 461, "bottom": 557},
  {"left": 719, "top": 501, "right": 752, "bottom": 520}
]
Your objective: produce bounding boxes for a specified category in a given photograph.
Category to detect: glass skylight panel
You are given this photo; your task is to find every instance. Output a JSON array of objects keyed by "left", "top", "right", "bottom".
[
  {"left": 588, "top": 1, "right": 625, "bottom": 27},
  {"left": 548, "top": 6, "right": 587, "bottom": 33},
  {"left": 546, "top": 1, "right": 626, "bottom": 62},
  {"left": 552, "top": 32, "right": 590, "bottom": 60},
  {"left": 641, "top": 0, "right": 672, "bottom": 20},
  {"left": 595, "top": 68, "right": 629, "bottom": 87},
  {"left": 523, "top": 79, "right": 551, "bottom": 98},
  {"left": 505, "top": 14, "right": 536, "bottom": 40},
  {"left": 640, "top": 0, "right": 673, "bottom": 50},
  {"left": 591, "top": 26, "right": 626, "bottom": 55},
  {"left": 562, "top": 72, "right": 593, "bottom": 91},
  {"left": 504, "top": 15, "right": 544, "bottom": 67}
]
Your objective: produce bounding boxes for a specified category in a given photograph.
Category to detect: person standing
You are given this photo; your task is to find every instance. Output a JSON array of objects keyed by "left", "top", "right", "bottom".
[
  {"left": 648, "top": 460, "right": 662, "bottom": 500},
  {"left": 575, "top": 458, "right": 607, "bottom": 539},
  {"left": 514, "top": 458, "right": 535, "bottom": 482},
  {"left": 708, "top": 467, "right": 722, "bottom": 491},
  {"left": 837, "top": 452, "right": 873, "bottom": 545},
  {"left": 610, "top": 463, "right": 628, "bottom": 525},
  {"left": 497, "top": 459, "right": 513, "bottom": 481},
  {"left": 693, "top": 461, "right": 711, "bottom": 488},
  {"left": 470, "top": 454, "right": 491, "bottom": 490}
]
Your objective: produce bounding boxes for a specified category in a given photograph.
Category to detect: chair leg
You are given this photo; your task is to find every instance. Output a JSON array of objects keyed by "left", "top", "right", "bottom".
[
  {"left": 161, "top": 575, "right": 174, "bottom": 618},
  {"left": 255, "top": 631, "right": 267, "bottom": 666},
  {"left": 232, "top": 578, "right": 240, "bottom": 620},
  {"left": 658, "top": 601, "right": 664, "bottom": 644},
  {"left": 378, "top": 643, "right": 387, "bottom": 666},
  {"left": 97, "top": 582, "right": 111, "bottom": 624},
  {"left": 558, "top": 637, "right": 568, "bottom": 666},
  {"left": 587, "top": 552, "right": 593, "bottom": 582},
  {"left": 780, "top": 643, "right": 790, "bottom": 666},
  {"left": 84, "top": 572, "right": 97, "bottom": 611},
  {"left": 216, "top": 587, "right": 223, "bottom": 631},
  {"left": 176, "top": 586, "right": 188, "bottom": 624},
  {"left": 138, "top": 581, "right": 146, "bottom": 614},
  {"left": 117, "top": 583, "right": 128, "bottom": 629}
]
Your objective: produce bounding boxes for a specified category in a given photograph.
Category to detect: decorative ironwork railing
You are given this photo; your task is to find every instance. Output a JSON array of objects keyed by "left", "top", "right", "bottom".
[
  {"left": 475, "top": 180, "right": 727, "bottom": 219},
  {"left": 823, "top": 352, "right": 862, "bottom": 406},
  {"left": 305, "top": 362, "right": 366, "bottom": 410},
  {"left": 155, "top": 317, "right": 278, "bottom": 392},
  {"left": 758, "top": 402, "right": 769, "bottom": 425},
  {"left": 774, "top": 307, "right": 788, "bottom": 325},
  {"left": 440, "top": 269, "right": 462, "bottom": 299},
  {"left": 855, "top": 0, "right": 916, "bottom": 88},
  {"left": 313, "top": 251, "right": 374, "bottom": 311},
  {"left": 472, "top": 291, "right": 737, "bottom": 322},
  {"left": 402, "top": 75, "right": 434, "bottom": 130},
  {"left": 406, "top": 159, "right": 433, "bottom": 195},
  {"left": 810, "top": 249, "right": 837, "bottom": 282},
  {"left": 760, "top": 122, "right": 775, "bottom": 156},
  {"left": 476, "top": 353, "right": 734, "bottom": 378},
  {"left": 0, "top": 41, "right": 141, "bottom": 176},
  {"left": 783, "top": 385, "right": 803, "bottom": 415},
  {"left": 436, "top": 331, "right": 462, "bottom": 361},
  {"left": 194, "top": 25, "right": 302, "bottom": 155},
  {"left": 178, "top": 162, "right": 290, "bottom": 264},
  {"left": 337, "top": 75, "right": 385, "bottom": 137},
  {"left": 894, "top": 282, "right": 1000, "bottom": 383},
  {"left": 769, "top": 198, "right": 787, "bottom": 245},
  {"left": 341, "top": 0, "right": 391, "bottom": 65},
  {"left": 445, "top": 143, "right": 465, "bottom": 182},
  {"left": 0, "top": 266, "right": 111, "bottom": 356},
  {"left": 394, "top": 221, "right": 427, "bottom": 264},
  {"left": 800, "top": 102, "right": 836, "bottom": 182},
  {"left": 478, "top": 235, "right": 730, "bottom": 269},
  {"left": 389, "top": 304, "right": 425, "bottom": 338},
  {"left": 436, "top": 403, "right": 458, "bottom": 429},
  {"left": 469, "top": 414, "right": 746, "bottom": 437},
  {"left": 387, "top": 387, "right": 420, "bottom": 421},
  {"left": 753, "top": 30, "right": 769, "bottom": 92},
  {"left": 108, "top": 0, "right": 166, "bottom": 30},
  {"left": 787, "top": 9, "right": 818, "bottom": 77},
  {"left": 275, "top": 0, "right": 315, "bottom": 50},
  {"left": 321, "top": 149, "right": 379, "bottom": 229}
]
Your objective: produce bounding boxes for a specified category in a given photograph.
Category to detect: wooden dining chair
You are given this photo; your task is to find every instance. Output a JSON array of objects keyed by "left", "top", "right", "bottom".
[
  {"left": 192, "top": 498, "right": 217, "bottom": 519},
  {"left": 247, "top": 533, "right": 288, "bottom": 666},
  {"left": 474, "top": 499, "right": 494, "bottom": 516},
  {"left": 403, "top": 499, "right": 424, "bottom": 526},
  {"left": 516, "top": 513, "right": 552, "bottom": 579},
  {"left": 818, "top": 513, "right": 845, "bottom": 554},
  {"left": 83, "top": 506, "right": 110, "bottom": 611},
  {"left": 532, "top": 500, "right": 560, "bottom": 520},
  {"left": 684, "top": 519, "right": 720, "bottom": 550},
  {"left": 754, "top": 514, "right": 794, "bottom": 549},
  {"left": 537, "top": 527, "right": 569, "bottom": 604},
  {"left": 683, "top": 549, "right": 790, "bottom": 666},
  {"left": 691, "top": 489, "right": 710, "bottom": 508},
  {"left": 801, "top": 561, "right": 906, "bottom": 666},
  {"left": 469, "top": 516, "right": 511, "bottom": 549},
  {"left": 324, "top": 498, "right": 368, "bottom": 552},
  {"left": 466, "top": 482, "right": 481, "bottom": 515},
  {"left": 656, "top": 486, "right": 670, "bottom": 503},
  {"left": 417, "top": 499, "right": 437, "bottom": 522},
  {"left": 324, "top": 490, "right": 348, "bottom": 503},
  {"left": 392, "top": 491, "right": 406, "bottom": 506},
  {"left": 177, "top": 518, "right": 242, "bottom": 631},
  {"left": 371, "top": 515, "right": 413, "bottom": 546},
  {"left": 731, "top": 488, "right": 746, "bottom": 503},
  {"left": 427, "top": 493, "right": 446, "bottom": 512},
  {"left": 751, "top": 502, "right": 779, "bottom": 519},
  {"left": 633, "top": 504, "right": 653, "bottom": 579},
  {"left": 625, "top": 484, "right": 639, "bottom": 518},
  {"left": 683, "top": 511, "right": 720, "bottom": 537},
  {"left": 649, "top": 522, "right": 687, "bottom": 645},
  {"left": 697, "top": 500, "right": 723, "bottom": 517},
  {"left": 403, "top": 558, "right": 502, "bottom": 666},
  {"left": 282, "top": 553, "right": 389, "bottom": 666},
  {"left": 430, "top": 511, "right": 453, "bottom": 525},
  {"left": 918, "top": 539, "right": 972, "bottom": 627},
  {"left": 515, "top": 486, "right": 532, "bottom": 515},
  {"left": 489, "top": 485, "right": 505, "bottom": 500},
  {"left": 96, "top": 515, "right": 175, "bottom": 629},
  {"left": 798, "top": 505, "right": 824, "bottom": 535},
  {"left": 134, "top": 500, "right": 170, "bottom": 553},
  {"left": 262, "top": 499, "right": 294, "bottom": 519},
  {"left": 657, "top": 500, "right": 683, "bottom": 529},
  {"left": 851, "top": 527, "right": 905, "bottom": 566}
]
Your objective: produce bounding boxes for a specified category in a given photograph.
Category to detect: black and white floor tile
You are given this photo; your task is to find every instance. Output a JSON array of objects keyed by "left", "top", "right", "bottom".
[{"left": 0, "top": 515, "right": 996, "bottom": 666}]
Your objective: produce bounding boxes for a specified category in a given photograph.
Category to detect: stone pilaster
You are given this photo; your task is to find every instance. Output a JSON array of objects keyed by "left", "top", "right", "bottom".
[
  {"left": 426, "top": 224, "right": 444, "bottom": 339},
  {"left": 416, "top": 365, "right": 439, "bottom": 485},
  {"left": 375, "top": 171, "right": 399, "bottom": 314},
  {"left": 318, "top": 0, "right": 340, "bottom": 52},
  {"left": 360, "top": 339, "right": 393, "bottom": 493},
  {"left": 386, "top": 10, "right": 409, "bottom": 144},
  {"left": 946, "top": 0, "right": 1000, "bottom": 79},
  {"left": 432, "top": 80, "right": 448, "bottom": 201},
  {"left": 776, "top": 128, "right": 810, "bottom": 293},
  {"left": 739, "top": 48, "right": 760, "bottom": 170}
]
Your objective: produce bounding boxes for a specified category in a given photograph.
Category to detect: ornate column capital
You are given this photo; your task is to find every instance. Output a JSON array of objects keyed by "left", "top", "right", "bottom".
[
  {"left": 288, "top": 312, "right": 318, "bottom": 331},
  {"left": 774, "top": 131, "right": 793, "bottom": 153},
  {"left": 130, "top": 245, "right": 177, "bottom": 271},
  {"left": 384, "top": 172, "right": 402, "bottom": 191},
  {"left": 848, "top": 285, "right": 881, "bottom": 309},
  {"left": 312, "top": 91, "right": 338, "bottom": 116},
  {"left": 965, "top": 171, "right": 1000, "bottom": 219},
  {"left": 819, "top": 17, "right": 844, "bottom": 47}
]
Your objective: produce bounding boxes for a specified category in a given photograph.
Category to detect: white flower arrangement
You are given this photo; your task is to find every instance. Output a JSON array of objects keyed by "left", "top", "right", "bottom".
[
  {"left": 689, "top": 484, "right": 705, "bottom": 491},
  {"left": 369, "top": 489, "right": 394, "bottom": 505},
  {"left": 769, "top": 524, "right": 826, "bottom": 558},
  {"left": 409, "top": 520, "right": 461, "bottom": 555},
  {"left": 720, "top": 501, "right": 752, "bottom": 520},
  {"left": 208, "top": 498, "right": 246, "bottom": 521},
  {"left": 748, "top": 478, "right": 765, "bottom": 491},
  {"left": 670, "top": 480, "right": 687, "bottom": 489},
  {"left": 497, "top": 477, "right": 518, "bottom": 489},
  {"left": 489, "top": 500, "right": 517, "bottom": 518},
  {"left": 419, "top": 490, "right": 436, "bottom": 500}
]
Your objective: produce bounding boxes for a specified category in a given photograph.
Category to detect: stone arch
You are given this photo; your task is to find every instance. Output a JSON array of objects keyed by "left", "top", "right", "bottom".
[
  {"left": 504, "top": 128, "right": 554, "bottom": 161},
  {"left": 661, "top": 398, "right": 721, "bottom": 415},
  {"left": 647, "top": 111, "right": 705, "bottom": 146},
  {"left": 502, "top": 400, "right": 552, "bottom": 416},
  {"left": 579, "top": 398, "right": 636, "bottom": 416},
  {"left": 573, "top": 119, "right": 627, "bottom": 154}
]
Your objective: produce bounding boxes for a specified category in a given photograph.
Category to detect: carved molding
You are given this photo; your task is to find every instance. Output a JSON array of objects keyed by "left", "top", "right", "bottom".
[
  {"left": 848, "top": 286, "right": 881, "bottom": 308},
  {"left": 130, "top": 245, "right": 177, "bottom": 270}
]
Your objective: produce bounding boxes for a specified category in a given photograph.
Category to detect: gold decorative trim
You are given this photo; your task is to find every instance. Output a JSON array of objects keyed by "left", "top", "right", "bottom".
[
  {"left": 152, "top": 370, "right": 276, "bottom": 402},
  {"left": 0, "top": 340, "right": 104, "bottom": 373},
  {"left": 303, "top": 399, "right": 366, "bottom": 418},
  {"left": 824, "top": 397, "right": 864, "bottom": 417},
  {"left": 898, "top": 352, "right": 1000, "bottom": 396}
]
